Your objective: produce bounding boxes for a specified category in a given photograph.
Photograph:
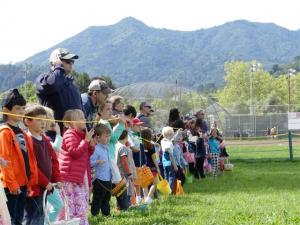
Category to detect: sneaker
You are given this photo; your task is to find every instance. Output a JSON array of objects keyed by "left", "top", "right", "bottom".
[
  {"left": 145, "top": 197, "right": 153, "bottom": 204},
  {"left": 136, "top": 196, "right": 142, "bottom": 205}
]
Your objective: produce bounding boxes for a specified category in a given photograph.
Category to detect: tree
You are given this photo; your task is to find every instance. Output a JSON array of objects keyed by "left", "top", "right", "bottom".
[
  {"left": 72, "top": 71, "right": 91, "bottom": 93},
  {"left": 217, "top": 61, "right": 275, "bottom": 114},
  {"left": 99, "top": 75, "right": 116, "bottom": 89},
  {"left": 19, "top": 81, "right": 37, "bottom": 103},
  {"left": 261, "top": 91, "right": 286, "bottom": 113}
]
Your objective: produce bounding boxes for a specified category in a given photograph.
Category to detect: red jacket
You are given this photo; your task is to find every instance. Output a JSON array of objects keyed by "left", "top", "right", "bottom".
[
  {"left": 29, "top": 135, "right": 61, "bottom": 197},
  {"left": 0, "top": 125, "right": 38, "bottom": 192},
  {"left": 59, "top": 129, "right": 94, "bottom": 186}
]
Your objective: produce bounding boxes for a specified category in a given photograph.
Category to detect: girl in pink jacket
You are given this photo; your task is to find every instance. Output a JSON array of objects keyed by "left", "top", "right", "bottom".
[{"left": 59, "top": 109, "right": 95, "bottom": 225}]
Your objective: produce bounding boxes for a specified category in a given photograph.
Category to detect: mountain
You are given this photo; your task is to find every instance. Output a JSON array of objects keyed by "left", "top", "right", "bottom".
[{"left": 1, "top": 17, "right": 300, "bottom": 91}]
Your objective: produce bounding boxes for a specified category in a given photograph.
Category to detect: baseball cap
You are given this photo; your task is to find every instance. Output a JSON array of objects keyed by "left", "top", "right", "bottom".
[
  {"left": 88, "top": 80, "right": 113, "bottom": 94},
  {"left": 1, "top": 89, "right": 26, "bottom": 109},
  {"left": 132, "top": 118, "right": 144, "bottom": 126},
  {"left": 49, "top": 48, "right": 79, "bottom": 63},
  {"left": 140, "top": 102, "right": 154, "bottom": 112}
]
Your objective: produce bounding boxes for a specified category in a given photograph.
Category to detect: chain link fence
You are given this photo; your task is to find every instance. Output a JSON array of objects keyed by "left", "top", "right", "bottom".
[{"left": 222, "top": 113, "right": 288, "bottom": 138}]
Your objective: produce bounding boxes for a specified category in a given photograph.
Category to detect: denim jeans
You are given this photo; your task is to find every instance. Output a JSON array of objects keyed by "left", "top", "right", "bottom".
[
  {"left": 5, "top": 186, "right": 27, "bottom": 225},
  {"left": 163, "top": 166, "right": 175, "bottom": 191},
  {"left": 24, "top": 196, "right": 44, "bottom": 225}
]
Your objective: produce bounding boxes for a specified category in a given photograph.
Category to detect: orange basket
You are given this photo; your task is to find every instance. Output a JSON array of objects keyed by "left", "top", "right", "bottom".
[
  {"left": 112, "top": 178, "right": 128, "bottom": 197},
  {"left": 134, "top": 167, "right": 154, "bottom": 188}
]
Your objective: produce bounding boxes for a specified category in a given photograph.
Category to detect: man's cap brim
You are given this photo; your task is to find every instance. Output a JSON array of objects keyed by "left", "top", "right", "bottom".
[{"left": 60, "top": 54, "right": 79, "bottom": 60}]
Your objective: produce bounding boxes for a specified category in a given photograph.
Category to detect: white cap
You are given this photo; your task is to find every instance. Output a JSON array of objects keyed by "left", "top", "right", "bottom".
[{"left": 49, "top": 48, "right": 79, "bottom": 64}]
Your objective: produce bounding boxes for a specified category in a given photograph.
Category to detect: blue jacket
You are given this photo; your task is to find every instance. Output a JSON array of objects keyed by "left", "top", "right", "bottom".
[
  {"left": 90, "top": 144, "right": 112, "bottom": 182},
  {"left": 81, "top": 93, "right": 96, "bottom": 130},
  {"left": 35, "top": 65, "right": 83, "bottom": 121}
]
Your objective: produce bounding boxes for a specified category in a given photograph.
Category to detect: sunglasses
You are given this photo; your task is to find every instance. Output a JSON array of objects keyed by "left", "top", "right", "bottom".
[{"left": 62, "top": 59, "right": 74, "bottom": 65}]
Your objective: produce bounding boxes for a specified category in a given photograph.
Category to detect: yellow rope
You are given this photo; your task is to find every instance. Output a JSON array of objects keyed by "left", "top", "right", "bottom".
[
  {"left": 0, "top": 111, "right": 116, "bottom": 124},
  {"left": 1, "top": 111, "right": 298, "bottom": 143}
]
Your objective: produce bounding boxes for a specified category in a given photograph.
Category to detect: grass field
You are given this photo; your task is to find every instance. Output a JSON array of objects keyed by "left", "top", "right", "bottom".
[{"left": 89, "top": 143, "right": 300, "bottom": 225}]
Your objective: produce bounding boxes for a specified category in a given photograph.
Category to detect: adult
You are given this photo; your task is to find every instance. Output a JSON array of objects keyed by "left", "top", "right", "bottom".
[
  {"left": 168, "top": 108, "right": 185, "bottom": 130},
  {"left": 109, "top": 95, "right": 124, "bottom": 116},
  {"left": 137, "top": 102, "right": 154, "bottom": 129},
  {"left": 195, "top": 110, "right": 209, "bottom": 133},
  {"left": 36, "top": 48, "right": 82, "bottom": 132},
  {"left": 81, "top": 79, "right": 112, "bottom": 130}
]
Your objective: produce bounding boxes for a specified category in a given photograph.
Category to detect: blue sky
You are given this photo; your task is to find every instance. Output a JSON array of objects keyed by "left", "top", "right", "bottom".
[{"left": 0, "top": 0, "right": 299, "bottom": 64}]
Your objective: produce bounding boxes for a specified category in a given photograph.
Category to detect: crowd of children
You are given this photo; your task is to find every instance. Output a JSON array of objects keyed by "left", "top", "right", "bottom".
[{"left": 0, "top": 89, "right": 229, "bottom": 225}]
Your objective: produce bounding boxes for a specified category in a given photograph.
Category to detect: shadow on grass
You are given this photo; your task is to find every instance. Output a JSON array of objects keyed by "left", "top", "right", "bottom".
[
  {"left": 185, "top": 159, "right": 300, "bottom": 195},
  {"left": 231, "top": 157, "right": 300, "bottom": 163}
]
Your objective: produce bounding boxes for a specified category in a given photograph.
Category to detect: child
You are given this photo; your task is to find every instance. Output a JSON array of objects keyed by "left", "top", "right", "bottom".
[
  {"left": 23, "top": 104, "right": 62, "bottom": 224},
  {"left": 116, "top": 130, "right": 134, "bottom": 210},
  {"left": 208, "top": 128, "right": 221, "bottom": 177},
  {"left": 128, "top": 118, "right": 144, "bottom": 204},
  {"left": 43, "top": 106, "right": 63, "bottom": 153},
  {"left": 172, "top": 130, "right": 188, "bottom": 186},
  {"left": 161, "top": 126, "right": 178, "bottom": 191},
  {"left": 0, "top": 157, "right": 11, "bottom": 225},
  {"left": 194, "top": 131, "right": 206, "bottom": 179},
  {"left": 141, "top": 128, "right": 160, "bottom": 204},
  {"left": 90, "top": 124, "right": 112, "bottom": 217},
  {"left": 0, "top": 89, "right": 38, "bottom": 225},
  {"left": 59, "top": 109, "right": 95, "bottom": 225},
  {"left": 185, "top": 119, "right": 197, "bottom": 176},
  {"left": 99, "top": 100, "right": 125, "bottom": 185}
]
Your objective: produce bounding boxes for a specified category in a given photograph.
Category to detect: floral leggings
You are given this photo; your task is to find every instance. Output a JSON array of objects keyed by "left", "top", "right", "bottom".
[{"left": 62, "top": 173, "right": 89, "bottom": 225}]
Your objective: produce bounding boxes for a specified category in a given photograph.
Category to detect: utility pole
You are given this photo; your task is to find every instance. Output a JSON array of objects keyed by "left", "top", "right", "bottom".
[
  {"left": 23, "top": 63, "right": 32, "bottom": 101},
  {"left": 175, "top": 79, "right": 178, "bottom": 108},
  {"left": 287, "top": 68, "right": 296, "bottom": 112},
  {"left": 249, "top": 63, "right": 257, "bottom": 115},
  {"left": 287, "top": 68, "right": 296, "bottom": 161}
]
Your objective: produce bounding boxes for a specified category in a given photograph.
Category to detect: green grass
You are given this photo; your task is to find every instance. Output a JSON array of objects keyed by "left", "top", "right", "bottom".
[
  {"left": 229, "top": 144, "right": 300, "bottom": 161},
  {"left": 89, "top": 145, "right": 300, "bottom": 225}
]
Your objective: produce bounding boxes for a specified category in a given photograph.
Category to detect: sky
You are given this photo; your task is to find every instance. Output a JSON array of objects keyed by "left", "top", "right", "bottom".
[{"left": 0, "top": 0, "right": 299, "bottom": 64}]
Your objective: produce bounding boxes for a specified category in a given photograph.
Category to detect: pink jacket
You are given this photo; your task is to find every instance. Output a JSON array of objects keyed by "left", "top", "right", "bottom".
[{"left": 59, "top": 129, "right": 94, "bottom": 186}]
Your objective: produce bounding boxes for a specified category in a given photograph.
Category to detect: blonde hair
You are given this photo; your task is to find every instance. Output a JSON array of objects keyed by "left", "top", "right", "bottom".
[
  {"left": 63, "top": 109, "right": 85, "bottom": 128},
  {"left": 43, "top": 106, "right": 55, "bottom": 130},
  {"left": 162, "top": 126, "right": 174, "bottom": 139}
]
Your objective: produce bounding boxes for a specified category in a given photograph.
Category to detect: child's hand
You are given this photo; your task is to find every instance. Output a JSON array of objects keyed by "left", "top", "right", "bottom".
[
  {"left": 56, "top": 182, "right": 63, "bottom": 189},
  {"left": 97, "top": 160, "right": 105, "bottom": 165},
  {"left": 89, "top": 138, "right": 97, "bottom": 148},
  {"left": 174, "top": 165, "right": 178, "bottom": 172},
  {"left": 0, "top": 158, "right": 8, "bottom": 167},
  {"left": 55, "top": 123, "right": 61, "bottom": 136},
  {"left": 85, "top": 128, "right": 95, "bottom": 142},
  {"left": 10, "top": 188, "right": 21, "bottom": 195},
  {"left": 46, "top": 183, "right": 54, "bottom": 191}
]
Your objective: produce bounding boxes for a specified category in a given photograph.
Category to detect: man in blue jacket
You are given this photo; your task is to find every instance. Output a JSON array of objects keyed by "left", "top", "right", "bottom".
[
  {"left": 35, "top": 48, "right": 82, "bottom": 131},
  {"left": 81, "top": 79, "right": 112, "bottom": 130}
]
